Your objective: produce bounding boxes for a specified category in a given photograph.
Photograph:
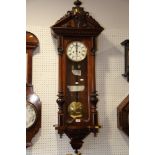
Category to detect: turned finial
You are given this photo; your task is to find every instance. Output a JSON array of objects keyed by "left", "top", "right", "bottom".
[{"left": 74, "top": 0, "right": 82, "bottom": 7}]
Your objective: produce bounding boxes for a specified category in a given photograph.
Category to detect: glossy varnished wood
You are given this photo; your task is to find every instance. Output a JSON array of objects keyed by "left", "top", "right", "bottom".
[
  {"left": 26, "top": 31, "right": 41, "bottom": 147},
  {"left": 51, "top": 0, "right": 104, "bottom": 153},
  {"left": 117, "top": 95, "right": 129, "bottom": 136}
]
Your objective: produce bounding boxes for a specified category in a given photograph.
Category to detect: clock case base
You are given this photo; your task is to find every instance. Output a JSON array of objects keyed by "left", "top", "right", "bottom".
[{"left": 55, "top": 125, "right": 100, "bottom": 153}]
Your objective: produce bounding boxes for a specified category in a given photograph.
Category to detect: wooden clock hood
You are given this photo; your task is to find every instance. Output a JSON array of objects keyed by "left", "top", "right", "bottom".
[{"left": 51, "top": 0, "right": 104, "bottom": 37}]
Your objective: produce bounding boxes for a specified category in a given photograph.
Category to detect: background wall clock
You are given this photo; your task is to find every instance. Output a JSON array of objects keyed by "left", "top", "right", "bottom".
[
  {"left": 26, "top": 31, "right": 41, "bottom": 147},
  {"left": 121, "top": 39, "right": 129, "bottom": 82},
  {"left": 117, "top": 39, "right": 129, "bottom": 136},
  {"left": 117, "top": 95, "right": 129, "bottom": 136},
  {"left": 51, "top": 0, "right": 104, "bottom": 153}
]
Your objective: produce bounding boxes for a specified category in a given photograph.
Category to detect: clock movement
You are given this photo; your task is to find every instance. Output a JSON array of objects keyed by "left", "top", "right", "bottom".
[
  {"left": 51, "top": 0, "right": 104, "bottom": 153},
  {"left": 26, "top": 31, "right": 41, "bottom": 147}
]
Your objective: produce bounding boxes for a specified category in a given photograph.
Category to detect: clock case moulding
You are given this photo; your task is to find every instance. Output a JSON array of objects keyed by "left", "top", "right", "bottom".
[
  {"left": 51, "top": 0, "right": 104, "bottom": 153},
  {"left": 26, "top": 31, "right": 41, "bottom": 148}
]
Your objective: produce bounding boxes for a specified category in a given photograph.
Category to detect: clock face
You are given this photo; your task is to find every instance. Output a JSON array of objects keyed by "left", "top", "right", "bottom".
[
  {"left": 67, "top": 41, "right": 87, "bottom": 62},
  {"left": 26, "top": 102, "right": 37, "bottom": 129}
]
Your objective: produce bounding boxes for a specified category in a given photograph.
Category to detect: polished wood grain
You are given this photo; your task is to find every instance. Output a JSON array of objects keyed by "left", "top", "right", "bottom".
[
  {"left": 117, "top": 95, "right": 129, "bottom": 136},
  {"left": 51, "top": 0, "right": 104, "bottom": 153},
  {"left": 26, "top": 31, "right": 41, "bottom": 147}
]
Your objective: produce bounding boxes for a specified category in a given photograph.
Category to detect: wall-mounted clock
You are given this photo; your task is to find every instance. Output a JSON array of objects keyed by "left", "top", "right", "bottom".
[
  {"left": 118, "top": 39, "right": 129, "bottom": 136},
  {"left": 117, "top": 95, "right": 129, "bottom": 136},
  {"left": 121, "top": 39, "right": 129, "bottom": 82},
  {"left": 26, "top": 31, "right": 41, "bottom": 147},
  {"left": 51, "top": 0, "right": 104, "bottom": 153}
]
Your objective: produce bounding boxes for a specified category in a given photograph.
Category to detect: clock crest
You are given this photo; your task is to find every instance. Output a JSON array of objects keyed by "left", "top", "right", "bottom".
[{"left": 51, "top": 0, "right": 104, "bottom": 153}]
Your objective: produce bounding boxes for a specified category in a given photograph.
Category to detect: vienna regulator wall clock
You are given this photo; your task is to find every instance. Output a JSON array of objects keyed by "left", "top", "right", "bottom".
[
  {"left": 26, "top": 31, "right": 41, "bottom": 147},
  {"left": 51, "top": 0, "right": 104, "bottom": 153}
]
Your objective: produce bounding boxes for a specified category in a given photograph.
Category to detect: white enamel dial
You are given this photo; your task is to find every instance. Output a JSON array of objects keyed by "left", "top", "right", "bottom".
[
  {"left": 26, "top": 102, "right": 37, "bottom": 128},
  {"left": 67, "top": 41, "right": 87, "bottom": 62}
]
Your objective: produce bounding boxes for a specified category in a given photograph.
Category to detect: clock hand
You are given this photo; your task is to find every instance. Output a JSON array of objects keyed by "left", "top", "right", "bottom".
[{"left": 76, "top": 42, "right": 78, "bottom": 61}]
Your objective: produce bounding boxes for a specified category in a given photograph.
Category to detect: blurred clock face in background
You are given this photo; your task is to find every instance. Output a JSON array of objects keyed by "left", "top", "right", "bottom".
[{"left": 26, "top": 102, "right": 37, "bottom": 129}]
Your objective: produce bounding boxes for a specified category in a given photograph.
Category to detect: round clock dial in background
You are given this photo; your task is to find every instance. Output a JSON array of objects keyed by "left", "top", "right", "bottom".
[
  {"left": 67, "top": 41, "right": 87, "bottom": 62},
  {"left": 26, "top": 102, "right": 37, "bottom": 129}
]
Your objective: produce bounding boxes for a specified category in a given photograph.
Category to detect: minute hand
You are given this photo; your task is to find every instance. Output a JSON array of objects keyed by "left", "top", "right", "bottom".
[{"left": 76, "top": 42, "right": 78, "bottom": 61}]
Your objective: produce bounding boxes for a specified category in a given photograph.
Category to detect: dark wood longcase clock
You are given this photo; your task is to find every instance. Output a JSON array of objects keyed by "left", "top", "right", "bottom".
[
  {"left": 26, "top": 31, "right": 41, "bottom": 147},
  {"left": 51, "top": 0, "right": 104, "bottom": 153}
]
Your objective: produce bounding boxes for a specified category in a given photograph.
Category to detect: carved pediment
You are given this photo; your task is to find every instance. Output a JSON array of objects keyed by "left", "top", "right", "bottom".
[{"left": 51, "top": 0, "right": 104, "bottom": 37}]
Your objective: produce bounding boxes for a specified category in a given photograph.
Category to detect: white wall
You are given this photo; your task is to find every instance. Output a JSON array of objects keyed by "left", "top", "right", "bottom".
[
  {"left": 26, "top": 0, "right": 129, "bottom": 155},
  {"left": 26, "top": 0, "right": 129, "bottom": 30}
]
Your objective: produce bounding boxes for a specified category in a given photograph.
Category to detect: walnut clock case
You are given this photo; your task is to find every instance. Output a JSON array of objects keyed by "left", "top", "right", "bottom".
[
  {"left": 26, "top": 31, "right": 41, "bottom": 147},
  {"left": 51, "top": 0, "right": 104, "bottom": 153}
]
